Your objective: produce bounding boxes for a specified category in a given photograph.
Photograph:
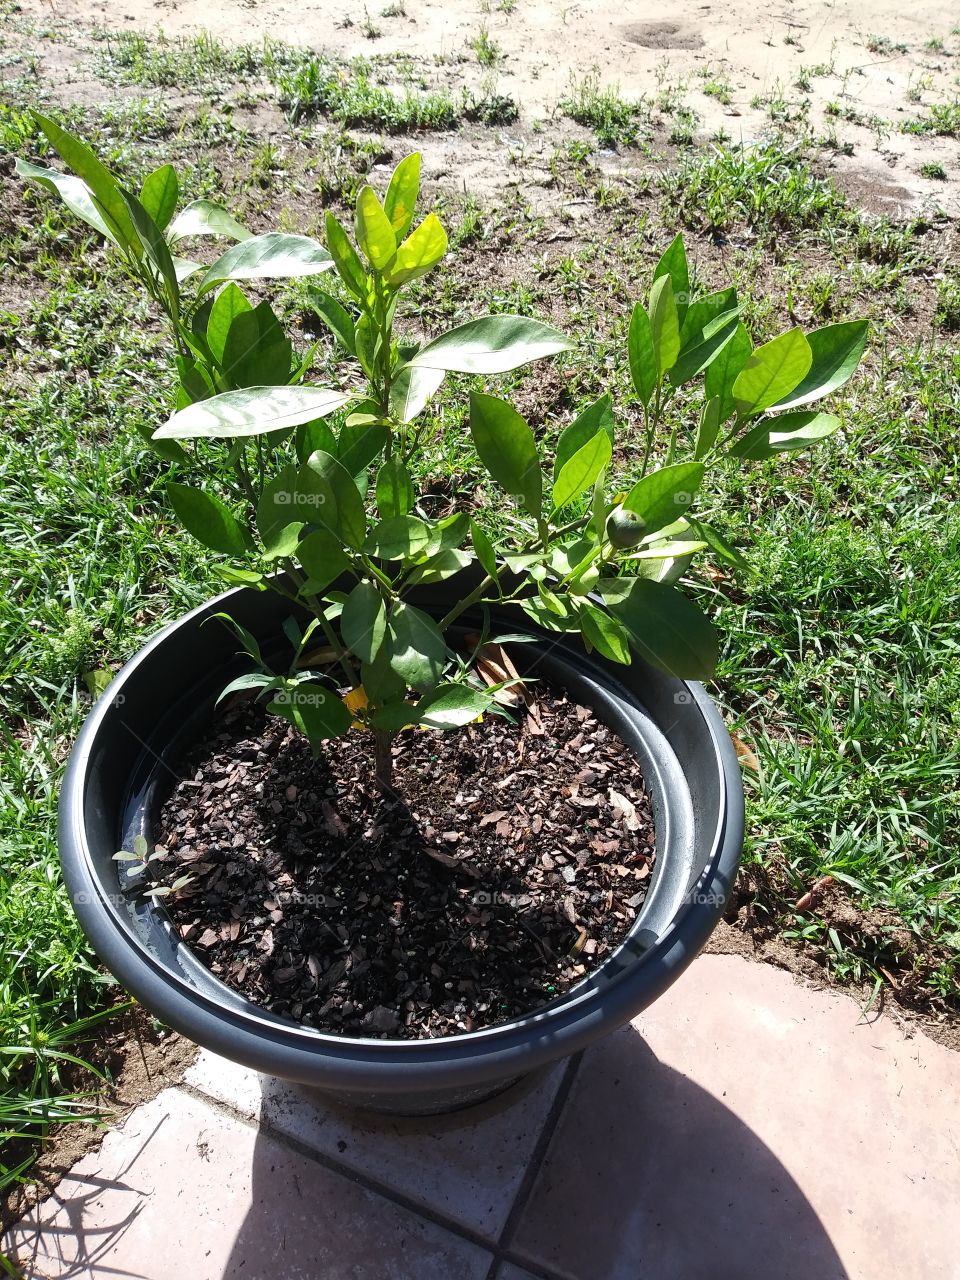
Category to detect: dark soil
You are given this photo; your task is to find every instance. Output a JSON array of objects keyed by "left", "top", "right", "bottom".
[{"left": 151, "top": 689, "right": 655, "bottom": 1039}]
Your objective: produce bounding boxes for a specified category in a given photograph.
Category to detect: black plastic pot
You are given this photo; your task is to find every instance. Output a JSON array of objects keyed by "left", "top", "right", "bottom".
[{"left": 59, "top": 578, "right": 743, "bottom": 1114}]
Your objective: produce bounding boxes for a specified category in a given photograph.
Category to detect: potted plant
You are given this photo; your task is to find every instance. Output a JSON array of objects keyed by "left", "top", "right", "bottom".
[{"left": 20, "top": 118, "right": 867, "bottom": 1113}]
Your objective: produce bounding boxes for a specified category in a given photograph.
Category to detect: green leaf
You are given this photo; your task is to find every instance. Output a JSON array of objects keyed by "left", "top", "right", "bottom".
[
  {"left": 167, "top": 483, "right": 247, "bottom": 555},
  {"left": 621, "top": 462, "right": 705, "bottom": 535},
  {"left": 308, "top": 289, "right": 356, "bottom": 356},
  {"left": 679, "top": 286, "right": 738, "bottom": 349},
  {"left": 388, "top": 602, "right": 447, "bottom": 693},
  {"left": 407, "top": 548, "right": 473, "bottom": 585},
  {"left": 341, "top": 582, "right": 387, "bottom": 664},
  {"left": 121, "top": 189, "right": 180, "bottom": 309},
  {"left": 295, "top": 416, "right": 338, "bottom": 463},
  {"left": 296, "top": 529, "right": 350, "bottom": 592},
  {"left": 364, "top": 515, "right": 431, "bottom": 560},
  {"left": 206, "top": 281, "right": 251, "bottom": 366},
  {"left": 301, "top": 449, "right": 367, "bottom": 549},
  {"left": 376, "top": 458, "right": 415, "bottom": 518},
  {"left": 383, "top": 152, "right": 421, "bottom": 239},
  {"left": 134, "top": 421, "right": 187, "bottom": 463},
  {"left": 139, "top": 164, "right": 178, "bottom": 231},
  {"left": 471, "top": 520, "right": 499, "bottom": 580},
  {"left": 208, "top": 611, "right": 263, "bottom": 664},
  {"left": 704, "top": 321, "right": 751, "bottom": 422},
  {"left": 34, "top": 112, "right": 140, "bottom": 254},
  {"left": 732, "top": 328, "right": 812, "bottom": 417},
  {"left": 409, "top": 315, "right": 574, "bottom": 374},
  {"left": 648, "top": 273, "right": 681, "bottom": 377},
  {"left": 653, "top": 233, "right": 690, "bottom": 326},
  {"left": 579, "top": 602, "right": 632, "bottom": 664},
  {"left": 421, "top": 512, "right": 470, "bottom": 558},
  {"left": 469, "top": 391, "right": 542, "bottom": 517},
  {"left": 730, "top": 411, "right": 841, "bottom": 460},
  {"left": 198, "top": 233, "right": 334, "bottom": 295},
  {"left": 173, "top": 256, "right": 203, "bottom": 283},
  {"left": 268, "top": 685, "right": 352, "bottom": 749},
  {"left": 362, "top": 647, "right": 407, "bottom": 706},
  {"left": 16, "top": 158, "right": 118, "bottom": 243},
  {"left": 770, "top": 320, "right": 869, "bottom": 411},
  {"left": 555, "top": 395, "right": 614, "bottom": 479},
  {"left": 257, "top": 466, "right": 302, "bottom": 559},
  {"left": 389, "top": 363, "right": 445, "bottom": 423},
  {"left": 156, "top": 386, "right": 350, "bottom": 440},
  {"left": 628, "top": 302, "right": 657, "bottom": 408},
  {"left": 694, "top": 396, "right": 722, "bottom": 461},
  {"left": 415, "top": 683, "right": 494, "bottom": 729},
  {"left": 221, "top": 301, "right": 292, "bottom": 388},
  {"left": 668, "top": 315, "right": 739, "bottom": 387},
  {"left": 686, "top": 519, "right": 750, "bottom": 573},
  {"left": 337, "top": 422, "right": 389, "bottom": 477},
  {"left": 384, "top": 213, "right": 448, "bottom": 287},
  {"left": 601, "top": 578, "right": 718, "bottom": 679},
  {"left": 552, "top": 429, "right": 612, "bottom": 512},
  {"left": 354, "top": 185, "right": 397, "bottom": 272},
  {"left": 325, "top": 211, "right": 368, "bottom": 302},
  {"left": 167, "top": 199, "right": 249, "bottom": 242}
]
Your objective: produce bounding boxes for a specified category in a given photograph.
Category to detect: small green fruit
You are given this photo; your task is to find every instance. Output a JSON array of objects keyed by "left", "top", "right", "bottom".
[{"left": 606, "top": 506, "right": 647, "bottom": 548}]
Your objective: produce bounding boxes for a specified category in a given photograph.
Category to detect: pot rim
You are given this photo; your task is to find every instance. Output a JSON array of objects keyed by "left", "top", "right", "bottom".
[{"left": 60, "top": 584, "right": 743, "bottom": 1081}]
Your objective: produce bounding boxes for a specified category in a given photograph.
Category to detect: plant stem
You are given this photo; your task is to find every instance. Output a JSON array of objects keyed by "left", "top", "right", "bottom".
[{"left": 373, "top": 729, "right": 395, "bottom": 793}]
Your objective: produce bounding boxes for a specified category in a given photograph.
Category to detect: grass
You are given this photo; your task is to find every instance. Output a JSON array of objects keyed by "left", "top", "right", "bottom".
[
  {"left": 902, "top": 100, "right": 960, "bottom": 137},
  {"left": 1, "top": 13, "right": 959, "bottom": 1204},
  {"left": 559, "top": 70, "right": 648, "bottom": 149}
]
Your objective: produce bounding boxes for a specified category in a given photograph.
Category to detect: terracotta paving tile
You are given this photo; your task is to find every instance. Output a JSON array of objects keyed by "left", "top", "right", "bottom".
[
  {"left": 508, "top": 953, "right": 960, "bottom": 1280},
  {"left": 185, "top": 1051, "right": 565, "bottom": 1241},
  {"left": 5, "top": 1087, "right": 493, "bottom": 1280}
]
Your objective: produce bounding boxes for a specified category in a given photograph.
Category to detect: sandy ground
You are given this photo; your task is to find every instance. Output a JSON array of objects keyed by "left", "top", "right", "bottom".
[{"left": 14, "top": 0, "right": 960, "bottom": 216}]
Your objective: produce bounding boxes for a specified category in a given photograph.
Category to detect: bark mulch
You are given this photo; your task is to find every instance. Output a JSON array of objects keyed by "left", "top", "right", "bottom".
[{"left": 150, "top": 687, "right": 655, "bottom": 1039}]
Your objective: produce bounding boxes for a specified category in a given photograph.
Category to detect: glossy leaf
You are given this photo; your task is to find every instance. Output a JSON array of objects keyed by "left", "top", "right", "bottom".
[
  {"left": 409, "top": 315, "right": 574, "bottom": 374},
  {"left": 296, "top": 529, "right": 350, "bottom": 592},
  {"left": 730, "top": 411, "right": 841, "bottom": 460},
  {"left": 325, "top": 211, "right": 368, "bottom": 301},
  {"left": 732, "top": 328, "right": 812, "bottom": 417},
  {"left": 469, "top": 391, "right": 542, "bottom": 516},
  {"left": 471, "top": 520, "right": 499, "bottom": 580},
  {"left": 770, "top": 320, "right": 869, "bottom": 411},
  {"left": 552, "top": 429, "right": 612, "bottom": 512},
  {"left": 628, "top": 302, "right": 657, "bottom": 408},
  {"left": 167, "top": 483, "right": 247, "bottom": 555},
  {"left": 16, "top": 159, "right": 117, "bottom": 243},
  {"left": 341, "top": 582, "right": 387, "bottom": 663},
  {"left": 198, "top": 233, "right": 333, "bottom": 295},
  {"left": 383, "top": 152, "right": 421, "bottom": 240},
  {"left": 601, "top": 577, "right": 718, "bottom": 679},
  {"left": 652, "top": 233, "right": 690, "bottom": 326},
  {"left": 407, "top": 548, "right": 473, "bottom": 585},
  {"left": 376, "top": 458, "right": 415, "bottom": 519},
  {"left": 220, "top": 301, "right": 292, "bottom": 388},
  {"left": 648, "top": 273, "right": 680, "bottom": 377},
  {"left": 687, "top": 518, "right": 750, "bottom": 572},
  {"left": 388, "top": 603, "right": 447, "bottom": 692},
  {"left": 308, "top": 290, "right": 356, "bottom": 356},
  {"left": 694, "top": 396, "right": 722, "bottom": 461},
  {"left": 389, "top": 362, "right": 445, "bottom": 423},
  {"left": 268, "top": 686, "right": 352, "bottom": 749},
  {"left": 679, "top": 286, "right": 737, "bottom": 349},
  {"left": 206, "top": 281, "right": 251, "bottom": 365},
  {"left": 364, "top": 516, "right": 431, "bottom": 560},
  {"left": 156, "top": 386, "right": 349, "bottom": 440},
  {"left": 579, "top": 602, "right": 632, "bottom": 664},
  {"left": 668, "top": 315, "right": 739, "bottom": 386},
  {"left": 34, "top": 113, "right": 140, "bottom": 254},
  {"left": 301, "top": 449, "right": 367, "bottom": 549},
  {"left": 384, "top": 213, "right": 448, "bottom": 287},
  {"left": 139, "top": 164, "right": 178, "bottom": 231},
  {"left": 256, "top": 465, "right": 302, "bottom": 559},
  {"left": 354, "top": 185, "right": 397, "bottom": 272},
  {"left": 704, "top": 321, "right": 751, "bottom": 422},
  {"left": 554, "top": 395, "right": 614, "bottom": 479},
  {"left": 167, "top": 199, "right": 249, "bottom": 242},
  {"left": 415, "top": 683, "right": 494, "bottom": 729},
  {"left": 621, "top": 462, "right": 705, "bottom": 535},
  {"left": 121, "top": 188, "right": 180, "bottom": 307},
  {"left": 337, "top": 422, "right": 389, "bottom": 478}
]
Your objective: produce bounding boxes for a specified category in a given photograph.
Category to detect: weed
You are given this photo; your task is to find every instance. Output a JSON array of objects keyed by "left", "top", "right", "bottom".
[{"left": 559, "top": 69, "right": 648, "bottom": 149}]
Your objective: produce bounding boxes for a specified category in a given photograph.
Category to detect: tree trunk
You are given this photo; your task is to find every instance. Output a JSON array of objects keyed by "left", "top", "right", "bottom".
[{"left": 373, "top": 729, "right": 395, "bottom": 795}]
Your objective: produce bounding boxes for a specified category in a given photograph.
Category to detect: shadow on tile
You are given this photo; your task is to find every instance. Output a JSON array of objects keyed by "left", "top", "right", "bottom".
[{"left": 508, "top": 1027, "right": 849, "bottom": 1280}]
